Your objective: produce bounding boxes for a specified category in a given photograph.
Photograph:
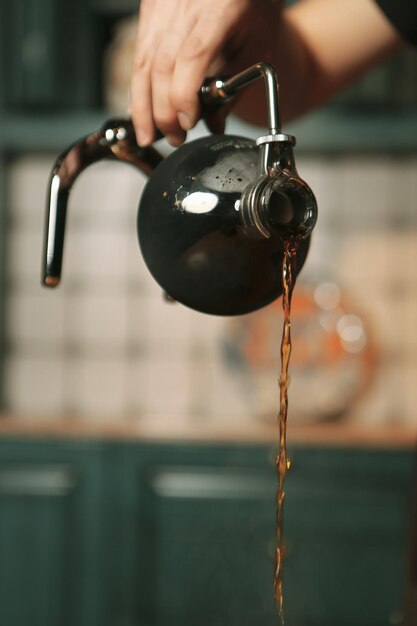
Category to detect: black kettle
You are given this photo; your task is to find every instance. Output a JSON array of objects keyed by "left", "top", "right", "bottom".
[{"left": 42, "top": 62, "right": 317, "bottom": 316}]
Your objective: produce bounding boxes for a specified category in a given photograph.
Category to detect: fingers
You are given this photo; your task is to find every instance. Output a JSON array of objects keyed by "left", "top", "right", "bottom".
[
  {"left": 151, "top": 26, "right": 194, "bottom": 145},
  {"left": 131, "top": 0, "right": 199, "bottom": 146},
  {"left": 130, "top": 0, "right": 247, "bottom": 147},
  {"left": 130, "top": 0, "right": 166, "bottom": 146},
  {"left": 170, "top": 7, "right": 240, "bottom": 128},
  {"left": 130, "top": 60, "right": 154, "bottom": 146}
]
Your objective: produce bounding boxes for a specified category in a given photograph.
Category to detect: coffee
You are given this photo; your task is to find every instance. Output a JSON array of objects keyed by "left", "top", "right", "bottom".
[{"left": 274, "top": 237, "right": 299, "bottom": 623}]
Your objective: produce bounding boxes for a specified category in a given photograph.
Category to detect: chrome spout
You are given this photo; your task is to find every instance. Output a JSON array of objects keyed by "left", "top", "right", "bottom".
[
  {"left": 241, "top": 138, "right": 317, "bottom": 240},
  {"left": 200, "top": 62, "right": 317, "bottom": 240}
]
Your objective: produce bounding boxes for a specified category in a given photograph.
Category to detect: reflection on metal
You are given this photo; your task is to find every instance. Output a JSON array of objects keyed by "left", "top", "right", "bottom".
[
  {"left": 181, "top": 191, "right": 218, "bottom": 214},
  {"left": 202, "top": 62, "right": 282, "bottom": 135}
]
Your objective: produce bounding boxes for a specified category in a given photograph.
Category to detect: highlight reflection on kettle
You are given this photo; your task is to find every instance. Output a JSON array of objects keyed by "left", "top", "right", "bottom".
[{"left": 42, "top": 62, "right": 317, "bottom": 316}]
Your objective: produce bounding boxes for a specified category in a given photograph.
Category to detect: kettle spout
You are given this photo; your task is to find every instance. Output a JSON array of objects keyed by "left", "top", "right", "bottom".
[{"left": 42, "top": 118, "right": 163, "bottom": 287}]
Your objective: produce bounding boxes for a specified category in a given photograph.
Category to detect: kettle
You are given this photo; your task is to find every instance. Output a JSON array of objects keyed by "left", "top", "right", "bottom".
[{"left": 42, "top": 62, "right": 317, "bottom": 316}]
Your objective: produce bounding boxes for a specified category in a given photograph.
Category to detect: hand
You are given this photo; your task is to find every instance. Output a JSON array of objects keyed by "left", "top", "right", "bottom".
[{"left": 130, "top": 0, "right": 283, "bottom": 147}]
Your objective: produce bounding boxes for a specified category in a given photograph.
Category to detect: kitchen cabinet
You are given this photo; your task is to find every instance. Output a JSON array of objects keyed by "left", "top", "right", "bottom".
[
  {"left": 0, "top": 438, "right": 108, "bottom": 626},
  {"left": 283, "top": 446, "right": 414, "bottom": 625},
  {"left": 0, "top": 0, "right": 139, "bottom": 114},
  {"left": 0, "top": 429, "right": 414, "bottom": 626},
  {"left": 0, "top": 0, "right": 97, "bottom": 111}
]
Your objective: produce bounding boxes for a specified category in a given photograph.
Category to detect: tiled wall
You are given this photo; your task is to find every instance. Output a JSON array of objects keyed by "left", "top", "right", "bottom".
[
  {"left": 3, "top": 130, "right": 417, "bottom": 426},
  {"left": 299, "top": 154, "right": 417, "bottom": 426}
]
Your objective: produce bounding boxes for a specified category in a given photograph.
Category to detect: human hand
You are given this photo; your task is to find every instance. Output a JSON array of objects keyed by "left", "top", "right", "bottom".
[{"left": 130, "top": 0, "right": 283, "bottom": 147}]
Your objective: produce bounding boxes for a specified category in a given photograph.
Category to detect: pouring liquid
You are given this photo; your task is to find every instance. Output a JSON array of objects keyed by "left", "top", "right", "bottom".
[{"left": 274, "top": 238, "right": 299, "bottom": 624}]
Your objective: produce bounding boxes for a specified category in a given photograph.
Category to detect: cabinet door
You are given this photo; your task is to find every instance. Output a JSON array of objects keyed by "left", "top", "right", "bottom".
[
  {"left": 116, "top": 444, "right": 278, "bottom": 626},
  {"left": 119, "top": 443, "right": 414, "bottom": 626},
  {"left": 2, "top": 0, "right": 57, "bottom": 107},
  {"left": 0, "top": 439, "right": 106, "bottom": 626},
  {"left": 284, "top": 446, "right": 414, "bottom": 626},
  {"left": 0, "top": 0, "right": 95, "bottom": 109},
  {"left": 139, "top": 465, "right": 276, "bottom": 626}
]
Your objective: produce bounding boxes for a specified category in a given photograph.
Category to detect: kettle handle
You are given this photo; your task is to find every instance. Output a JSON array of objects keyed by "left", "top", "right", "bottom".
[{"left": 42, "top": 118, "right": 164, "bottom": 286}]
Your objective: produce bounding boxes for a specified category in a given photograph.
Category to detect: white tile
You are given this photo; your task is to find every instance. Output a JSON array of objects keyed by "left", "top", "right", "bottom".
[
  {"left": 206, "top": 356, "right": 253, "bottom": 419},
  {"left": 64, "top": 229, "right": 130, "bottom": 283},
  {"left": 336, "top": 233, "right": 390, "bottom": 295},
  {"left": 300, "top": 231, "right": 339, "bottom": 279},
  {"left": 129, "top": 289, "right": 207, "bottom": 352},
  {"left": 336, "top": 233, "right": 417, "bottom": 331},
  {"left": 66, "top": 292, "right": 130, "bottom": 348},
  {"left": 381, "top": 298, "right": 414, "bottom": 360},
  {"left": 188, "top": 309, "right": 226, "bottom": 348},
  {"left": 7, "top": 289, "right": 66, "bottom": 346},
  {"left": 295, "top": 157, "right": 328, "bottom": 214},
  {"left": 66, "top": 356, "right": 128, "bottom": 418},
  {"left": 6, "top": 152, "right": 417, "bottom": 430},
  {"left": 349, "top": 358, "right": 413, "bottom": 425},
  {"left": 185, "top": 358, "right": 213, "bottom": 419},
  {"left": 140, "top": 355, "right": 191, "bottom": 416},
  {"left": 127, "top": 234, "right": 158, "bottom": 289},
  {"left": 338, "top": 157, "right": 391, "bottom": 231},
  {"left": 309, "top": 158, "right": 347, "bottom": 230},
  {"left": 125, "top": 360, "right": 153, "bottom": 415},
  {"left": 386, "top": 157, "right": 417, "bottom": 226},
  {"left": 69, "top": 160, "right": 147, "bottom": 228},
  {"left": 8, "top": 156, "right": 53, "bottom": 215},
  {"left": 145, "top": 293, "right": 194, "bottom": 354},
  {"left": 7, "top": 229, "right": 45, "bottom": 281},
  {"left": 125, "top": 292, "right": 150, "bottom": 345},
  {"left": 4, "top": 355, "right": 65, "bottom": 415},
  {"left": 142, "top": 292, "right": 230, "bottom": 362}
]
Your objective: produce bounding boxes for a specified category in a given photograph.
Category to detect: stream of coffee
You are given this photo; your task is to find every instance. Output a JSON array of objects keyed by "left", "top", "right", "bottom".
[{"left": 274, "top": 237, "right": 299, "bottom": 624}]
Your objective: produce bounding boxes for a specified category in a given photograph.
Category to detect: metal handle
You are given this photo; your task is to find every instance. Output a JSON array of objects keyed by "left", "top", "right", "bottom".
[
  {"left": 201, "top": 62, "right": 281, "bottom": 135},
  {"left": 42, "top": 119, "right": 163, "bottom": 287}
]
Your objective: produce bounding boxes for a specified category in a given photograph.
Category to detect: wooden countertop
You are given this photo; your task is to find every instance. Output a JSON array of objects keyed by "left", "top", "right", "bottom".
[{"left": 0, "top": 414, "right": 416, "bottom": 449}]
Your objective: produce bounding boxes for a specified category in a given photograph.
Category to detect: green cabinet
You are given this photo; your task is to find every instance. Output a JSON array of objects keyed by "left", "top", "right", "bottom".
[
  {"left": 0, "top": 0, "right": 139, "bottom": 113},
  {"left": 0, "top": 0, "right": 94, "bottom": 110},
  {"left": 284, "top": 447, "right": 413, "bottom": 625},
  {"left": 122, "top": 443, "right": 414, "bottom": 626},
  {"left": 0, "top": 439, "right": 107, "bottom": 626},
  {"left": 131, "top": 446, "right": 277, "bottom": 626},
  {"left": 0, "top": 436, "right": 414, "bottom": 626}
]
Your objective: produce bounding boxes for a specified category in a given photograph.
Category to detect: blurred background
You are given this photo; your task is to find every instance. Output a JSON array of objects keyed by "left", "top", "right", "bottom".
[
  {"left": 1, "top": 6, "right": 417, "bottom": 427},
  {"left": 0, "top": 2, "right": 417, "bottom": 626}
]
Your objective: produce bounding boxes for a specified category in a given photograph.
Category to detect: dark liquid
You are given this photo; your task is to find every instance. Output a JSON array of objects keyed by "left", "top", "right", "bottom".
[{"left": 274, "top": 238, "right": 299, "bottom": 624}]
